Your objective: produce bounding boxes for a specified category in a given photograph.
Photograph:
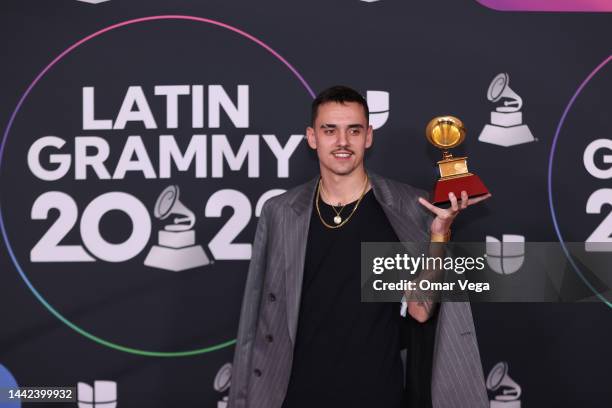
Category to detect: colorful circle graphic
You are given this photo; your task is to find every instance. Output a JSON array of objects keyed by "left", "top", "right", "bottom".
[{"left": 0, "top": 15, "right": 314, "bottom": 357}]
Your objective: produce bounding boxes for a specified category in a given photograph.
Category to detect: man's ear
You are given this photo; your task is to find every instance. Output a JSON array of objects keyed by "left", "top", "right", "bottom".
[
  {"left": 365, "top": 124, "right": 373, "bottom": 148},
  {"left": 306, "top": 126, "right": 317, "bottom": 149}
]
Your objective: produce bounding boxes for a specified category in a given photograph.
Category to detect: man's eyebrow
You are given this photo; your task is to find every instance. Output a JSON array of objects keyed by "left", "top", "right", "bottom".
[{"left": 320, "top": 123, "right": 365, "bottom": 129}]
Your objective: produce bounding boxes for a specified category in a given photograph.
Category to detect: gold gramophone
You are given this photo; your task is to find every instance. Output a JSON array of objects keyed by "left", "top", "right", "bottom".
[{"left": 426, "top": 116, "right": 489, "bottom": 204}]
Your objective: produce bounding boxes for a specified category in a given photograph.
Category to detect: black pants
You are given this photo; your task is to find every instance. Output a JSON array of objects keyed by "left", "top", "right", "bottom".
[{"left": 399, "top": 306, "right": 439, "bottom": 408}]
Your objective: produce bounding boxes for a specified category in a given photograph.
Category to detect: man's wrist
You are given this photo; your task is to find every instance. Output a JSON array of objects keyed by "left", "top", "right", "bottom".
[{"left": 430, "top": 229, "right": 451, "bottom": 242}]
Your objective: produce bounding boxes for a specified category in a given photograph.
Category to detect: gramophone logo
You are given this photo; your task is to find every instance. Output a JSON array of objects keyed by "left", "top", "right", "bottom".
[
  {"left": 485, "top": 234, "right": 525, "bottom": 275},
  {"left": 144, "top": 185, "right": 211, "bottom": 271},
  {"left": 213, "top": 362, "right": 232, "bottom": 408},
  {"left": 366, "top": 90, "right": 390, "bottom": 130},
  {"left": 478, "top": 73, "right": 535, "bottom": 147},
  {"left": 486, "top": 361, "right": 522, "bottom": 408}
]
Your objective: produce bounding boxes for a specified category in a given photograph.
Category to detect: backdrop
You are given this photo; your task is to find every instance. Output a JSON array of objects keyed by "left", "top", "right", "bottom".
[{"left": 1, "top": 1, "right": 611, "bottom": 407}]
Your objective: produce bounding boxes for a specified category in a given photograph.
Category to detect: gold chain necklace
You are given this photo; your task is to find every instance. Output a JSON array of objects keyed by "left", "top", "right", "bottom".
[
  {"left": 319, "top": 186, "right": 346, "bottom": 224},
  {"left": 315, "top": 174, "right": 369, "bottom": 229}
]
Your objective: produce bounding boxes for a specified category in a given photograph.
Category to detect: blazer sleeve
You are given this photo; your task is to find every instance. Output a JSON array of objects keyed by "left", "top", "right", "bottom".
[
  {"left": 228, "top": 201, "right": 271, "bottom": 408},
  {"left": 413, "top": 186, "right": 436, "bottom": 236}
]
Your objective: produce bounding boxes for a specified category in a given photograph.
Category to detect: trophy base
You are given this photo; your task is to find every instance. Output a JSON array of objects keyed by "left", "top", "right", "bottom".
[
  {"left": 432, "top": 173, "right": 489, "bottom": 204},
  {"left": 144, "top": 245, "right": 210, "bottom": 271}
]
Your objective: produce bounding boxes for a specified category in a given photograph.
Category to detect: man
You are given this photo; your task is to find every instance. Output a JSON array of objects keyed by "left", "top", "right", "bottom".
[{"left": 228, "top": 86, "right": 491, "bottom": 408}]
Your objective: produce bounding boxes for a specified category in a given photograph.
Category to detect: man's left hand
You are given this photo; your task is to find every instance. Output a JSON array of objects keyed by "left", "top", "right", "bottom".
[{"left": 417, "top": 191, "right": 492, "bottom": 236}]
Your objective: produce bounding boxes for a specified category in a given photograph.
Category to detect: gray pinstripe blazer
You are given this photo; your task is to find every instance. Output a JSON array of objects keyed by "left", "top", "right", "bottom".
[{"left": 228, "top": 171, "right": 488, "bottom": 408}]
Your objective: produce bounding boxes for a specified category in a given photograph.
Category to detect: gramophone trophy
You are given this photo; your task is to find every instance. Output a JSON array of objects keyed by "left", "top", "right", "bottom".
[
  {"left": 426, "top": 116, "right": 489, "bottom": 204},
  {"left": 144, "top": 185, "right": 210, "bottom": 271}
]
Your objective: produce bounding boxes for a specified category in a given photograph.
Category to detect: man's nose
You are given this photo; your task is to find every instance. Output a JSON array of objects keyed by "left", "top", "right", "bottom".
[{"left": 336, "top": 129, "right": 349, "bottom": 146}]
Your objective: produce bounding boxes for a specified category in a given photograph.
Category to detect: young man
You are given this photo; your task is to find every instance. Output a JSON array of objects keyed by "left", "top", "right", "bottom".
[{"left": 228, "top": 86, "right": 491, "bottom": 408}]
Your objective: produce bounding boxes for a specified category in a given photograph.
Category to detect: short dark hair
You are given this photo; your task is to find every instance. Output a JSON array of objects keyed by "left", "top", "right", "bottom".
[{"left": 311, "top": 85, "right": 369, "bottom": 125}]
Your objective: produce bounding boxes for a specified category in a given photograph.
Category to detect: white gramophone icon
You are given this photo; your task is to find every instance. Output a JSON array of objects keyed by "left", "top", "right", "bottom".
[
  {"left": 214, "top": 363, "right": 232, "bottom": 408},
  {"left": 478, "top": 73, "right": 535, "bottom": 147},
  {"left": 486, "top": 361, "right": 522, "bottom": 408},
  {"left": 144, "top": 185, "right": 210, "bottom": 271}
]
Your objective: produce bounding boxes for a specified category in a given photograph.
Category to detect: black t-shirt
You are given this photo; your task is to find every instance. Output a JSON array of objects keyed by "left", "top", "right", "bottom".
[{"left": 281, "top": 188, "right": 407, "bottom": 408}]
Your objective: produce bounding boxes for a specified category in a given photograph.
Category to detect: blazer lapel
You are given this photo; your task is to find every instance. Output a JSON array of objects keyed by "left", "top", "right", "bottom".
[
  {"left": 284, "top": 175, "right": 319, "bottom": 345},
  {"left": 369, "top": 171, "right": 429, "bottom": 246}
]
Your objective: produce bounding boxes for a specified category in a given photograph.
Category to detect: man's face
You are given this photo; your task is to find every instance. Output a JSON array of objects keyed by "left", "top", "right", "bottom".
[{"left": 306, "top": 101, "right": 373, "bottom": 177}]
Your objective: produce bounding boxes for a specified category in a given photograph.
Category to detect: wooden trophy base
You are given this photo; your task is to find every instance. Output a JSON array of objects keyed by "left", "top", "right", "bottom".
[{"left": 432, "top": 173, "right": 489, "bottom": 204}]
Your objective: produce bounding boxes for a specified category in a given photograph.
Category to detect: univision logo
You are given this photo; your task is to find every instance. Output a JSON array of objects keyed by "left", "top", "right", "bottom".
[
  {"left": 77, "top": 381, "right": 117, "bottom": 408},
  {"left": 485, "top": 234, "right": 525, "bottom": 275},
  {"left": 366, "top": 90, "right": 389, "bottom": 130}
]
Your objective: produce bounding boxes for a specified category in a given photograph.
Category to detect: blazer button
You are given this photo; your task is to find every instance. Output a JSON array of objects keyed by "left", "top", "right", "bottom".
[
  {"left": 253, "top": 368, "right": 262, "bottom": 377},
  {"left": 265, "top": 334, "right": 274, "bottom": 343},
  {"left": 268, "top": 293, "right": 276, "bottom": 302}
]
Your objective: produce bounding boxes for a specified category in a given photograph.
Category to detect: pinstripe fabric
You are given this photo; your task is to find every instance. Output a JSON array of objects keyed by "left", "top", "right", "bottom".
[{"left": 228, "top": 170, "right": 488, "bottom": 408}]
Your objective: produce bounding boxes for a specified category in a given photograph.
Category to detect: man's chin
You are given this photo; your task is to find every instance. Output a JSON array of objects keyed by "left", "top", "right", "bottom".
[{"left": 322, "top": 163, "right": 362, "bottom": 177}]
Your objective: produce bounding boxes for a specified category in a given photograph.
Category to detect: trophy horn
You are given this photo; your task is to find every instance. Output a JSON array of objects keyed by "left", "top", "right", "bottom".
[
  {"left": 425, "top": 115, "right": 489, "bottom": 204},
  {"left": 426, "top": 116, "right": 466, "bottom": 160}
]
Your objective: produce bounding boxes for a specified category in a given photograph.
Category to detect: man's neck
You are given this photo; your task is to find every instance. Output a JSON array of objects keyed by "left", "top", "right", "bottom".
[{"left": 319, "top": 167, "right": 371, "bottom": 206}]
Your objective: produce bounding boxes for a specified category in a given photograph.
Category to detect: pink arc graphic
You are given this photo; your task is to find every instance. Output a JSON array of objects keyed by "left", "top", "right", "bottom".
[{"left": 476, "top": 0, "right": 612, "bottom": 12}]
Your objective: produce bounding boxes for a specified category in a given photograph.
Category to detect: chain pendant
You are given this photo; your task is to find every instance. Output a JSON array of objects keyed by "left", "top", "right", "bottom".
[{"left": 333, "top": 215, "right": 342, "bottom": 225}]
